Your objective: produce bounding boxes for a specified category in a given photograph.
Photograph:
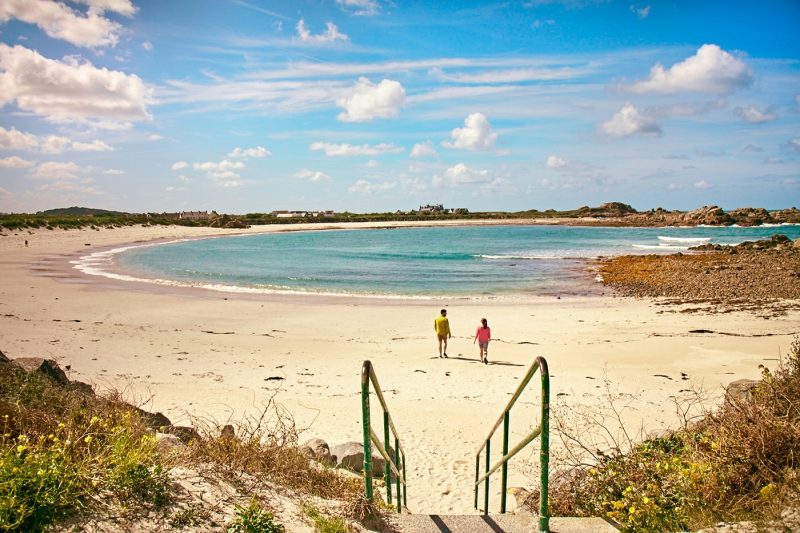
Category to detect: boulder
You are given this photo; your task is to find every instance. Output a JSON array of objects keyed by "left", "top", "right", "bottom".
[
  {"left": 725, "top": 378, "right": 759, "bottom": 403},
  {"left": 220, "top": 424, "right": 235, "bottom": 439},
  {"left": 11, "top": 357, "right": 69, "bottom": 385},
  {"left": 683, "top": 205, "right": 734, "bottom": 226},
  {"left": 155, "top": 432, "right": 184, "bottom": 453},
  {"left": 0, "top": 349, "right": 8, "bottom": 364},
  {"left": 167, "top": 425, "right": 201, "bottom": 443},
  {"left": 68, "top": 380, "right": 95, "bottom": 395},
  {"left": 136, "top": 408, "right": 172, "bottom": 430},
  {"left": 301, "top": 438, "right": 334, "bottom": 466},
  {"left": 330, "top": 441, "right": 395, "bottom": 476}
]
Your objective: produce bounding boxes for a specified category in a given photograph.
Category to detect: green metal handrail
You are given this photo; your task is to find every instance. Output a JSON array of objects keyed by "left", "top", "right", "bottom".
[
  {"left": 474, "top": 356, "right": 550, "bottom": 532},
  {"left": 361, "top": 360, "right": 407, "bottom": 512}
]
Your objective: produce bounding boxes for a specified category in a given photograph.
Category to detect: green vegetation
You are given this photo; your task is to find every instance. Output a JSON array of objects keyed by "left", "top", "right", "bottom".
[
  {"left": 0, "top": 365, "right": 170, "bottom": 531},
  {"left": 227, "top": 498, "right": 285, "bottom": 533},
  {"left": 548, "top": 337, "right": 800, "bottom": 532},
  {"left": 304, "top": 504, "right": 350, "bottom": 533}
]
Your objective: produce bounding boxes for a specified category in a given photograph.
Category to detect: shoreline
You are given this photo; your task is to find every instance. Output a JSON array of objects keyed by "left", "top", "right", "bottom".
[{"left": 1, "top": 222, "right": 799, "bottom": 514}]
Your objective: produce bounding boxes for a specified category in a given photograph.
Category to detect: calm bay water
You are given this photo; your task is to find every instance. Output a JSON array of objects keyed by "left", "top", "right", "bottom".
[{"left": 97, "top": 224, "right": 800, "bottom": 298}]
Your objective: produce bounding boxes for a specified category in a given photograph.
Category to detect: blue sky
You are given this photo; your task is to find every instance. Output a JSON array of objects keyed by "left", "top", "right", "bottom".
[{"left": 0, "top": 0, "right": 798, "bottom": 213}]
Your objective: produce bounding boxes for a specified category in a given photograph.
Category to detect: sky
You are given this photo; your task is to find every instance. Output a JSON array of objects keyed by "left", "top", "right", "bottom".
[{"left": 0, "top": 0, "right": 799, "bottom": 214}]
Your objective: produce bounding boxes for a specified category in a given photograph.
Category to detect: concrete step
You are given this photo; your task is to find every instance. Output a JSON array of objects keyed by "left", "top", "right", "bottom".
[{"left": 387, "top": 513, "right": 619, "bottom": 532}]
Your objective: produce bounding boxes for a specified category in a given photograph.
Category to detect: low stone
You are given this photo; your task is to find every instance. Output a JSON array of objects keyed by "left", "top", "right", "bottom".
[
  {"left": 11, "top": 357, "right": 69, "bottom": 385},
  {"left": 220, "top": 424, "right": 235, "bottom": 439},
  {"left": 330, "top": 441, "right": 393, "bottom": 476},
  {"left": 507, "top": 487, "right": 531, "bottom": 507},
  {"left": 68, "top": 380, "right": 95, "bottom": 395},
  {"left": 725, "top": 379, "right": 759, "bottom": 403},
  {"left": 155, "top": 432, "right": 184, "bottom": 453},
  {"left": 0, "top": 349, "right": 8, "bottom": 364},
  {"left": 301, "top": 438, "right": 334, "bottom": 466},
  {"left": 136, "top": 408, "right": 172, "bottom": 430},
  {"left": 167, "top": 425, "right": 201, "bottom": 443}
]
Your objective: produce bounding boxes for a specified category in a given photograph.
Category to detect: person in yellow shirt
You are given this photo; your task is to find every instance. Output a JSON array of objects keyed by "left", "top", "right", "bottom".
[{"left": 434, "top": 308, "right": 451, "bottom": 358}]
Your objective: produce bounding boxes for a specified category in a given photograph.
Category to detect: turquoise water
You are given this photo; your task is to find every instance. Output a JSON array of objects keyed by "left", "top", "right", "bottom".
[{"left": 106, "top": 224, "right": 800, "bottom": 298}]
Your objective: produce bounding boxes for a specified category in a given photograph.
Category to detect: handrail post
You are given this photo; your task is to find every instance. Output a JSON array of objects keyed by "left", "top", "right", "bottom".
[
  {"left": 384, "top": 411, "right": 392, "bottom": 506},
  {"left": 394, "top": 437, "right": 401, "bottom": 512},
  {"left": 361, "top": 361, "right": 374, "bottom": 502},
  {"left": 474, "top": 454, "right": 480, "bottom": 509},
  {"left": 402, "top": 452, "right": 407, "bottom": 508},
  {"left": 539, "top": 357, "right": 551, "bottom": 533},
  {"left": 483, "top": 439, "right": 490, "bottom": 515},
  {"left": 501, "top": 410, "right": 510, "bottom": 513}
]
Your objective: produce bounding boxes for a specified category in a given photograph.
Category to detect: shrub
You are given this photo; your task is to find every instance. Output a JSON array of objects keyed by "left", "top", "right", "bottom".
[{"left": 226, "top": 498, "right": 284, "bottom": 533}]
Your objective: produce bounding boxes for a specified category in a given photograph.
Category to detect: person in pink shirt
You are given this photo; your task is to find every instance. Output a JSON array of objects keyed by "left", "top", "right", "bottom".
[{"left": 474, "top": 318, "right": 491, "bottom": 365}]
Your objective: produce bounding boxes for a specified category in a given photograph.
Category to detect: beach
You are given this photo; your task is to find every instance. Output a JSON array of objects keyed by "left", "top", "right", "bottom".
[{"left": 1, "top": 222, "right": 798, "bottom": 515}]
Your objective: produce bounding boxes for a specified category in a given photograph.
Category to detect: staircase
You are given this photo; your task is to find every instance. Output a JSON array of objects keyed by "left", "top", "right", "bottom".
[{"left": 388, "top": 513, "right": 619, "bottom": 532}]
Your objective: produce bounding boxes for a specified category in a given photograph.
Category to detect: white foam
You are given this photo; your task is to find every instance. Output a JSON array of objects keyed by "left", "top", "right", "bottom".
[
  {"left": 632, "top": 244, "right": 690, "bottom": 250},
  {"left": 657, "top": 236, "right": 711, "bottom": 244}
]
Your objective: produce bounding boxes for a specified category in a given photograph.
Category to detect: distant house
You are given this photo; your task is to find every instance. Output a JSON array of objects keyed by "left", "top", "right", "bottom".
[
  {"left": 418, "top": 204, "right": 444, "bottom": 213},
  {"left": 272, "top": 210, "right": 335, "bottom": 218}
]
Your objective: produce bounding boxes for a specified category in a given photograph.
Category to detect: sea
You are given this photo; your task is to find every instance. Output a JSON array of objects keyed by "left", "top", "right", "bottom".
[{"left": 74, "top": 224, "right": 800, "bottom": 299}]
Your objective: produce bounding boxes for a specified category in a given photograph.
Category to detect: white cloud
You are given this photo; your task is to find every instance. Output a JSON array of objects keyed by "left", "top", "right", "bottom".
[
  {"left": 0, "top": 126, "right": 38, "bottom": 151},
  {"left": 295, "top": 169, "right": 332, "bottom": 182},
  {"left": 148, "top": 133, "right": 163, "bottom": 141},
  {"left": 71, "top": 139, "right": 113, "bottom": 152},
  {"left": 694, "top": 180, "right": 712, "bottom": 189},
  {"left": 0, "top": 126, "right": 112, "bottom": 153},
  {"left": 102, "top": 168, "right": 124, "bottom": 175},
  {"left": 444, "top": 163, "right": 491, "bottom": 185},
  {"left": 31, "top": 161, "right": 82, "bottom": 180},
  {"left": 348, "top": 179, "right": 396, "bottom": 194},
  {"left": 546, "top": 155, "right": 568, "bottom": 168},
  {"left": 227, "top": 146, "right": 271, "bottom": 158},
  {"left": 295, "top": 20, "right": 349, "bottom": 43},
  {"left": 630, "top": 4, "right": 650, "bottom": 18},
  {"left": 0, "top": 44, "right": 153, "bottom": 125},
  {"left": 442, "top": 112, "right": 498, "bottom": 151},
  {"left": 600, "top": 103, "right": 661, "bottom": 137},
  {"left": 0, "top": 155, "right": 34, "bottom": 168},
  {"left": 628, "top": 44, "right": 752, "bottom": 94},
  {"left": 193, "top": 159, "right": 245, "bottom": 178},
  {"left": 310, "top": 141, "right": 403, "bottom": 156},
  {"left": 73, "top": 0, "right": 137, "bottom": 16},
  {"left": 734, "top": 105, "right": 776, "bottom": 123},
  {"left": 336, "top": 78, "right": 405, "bottom": 122},
  {"left": 171, "top": 161, "right": 188, "bottom": 170},
  {"left": 141, "top": 40, "right": 153, "bottom": 51},
  {"left": 410, "top": 141, "right": 437, "bottom": 158},
  {"left": 431, "top": 65, "right": 589, "bottom": 84},
  {"left": 336, "top": 0, "right": 380, "bottom": 16},
  {"left": 0, "top": 0, "right": 134, "bottom": 49}
]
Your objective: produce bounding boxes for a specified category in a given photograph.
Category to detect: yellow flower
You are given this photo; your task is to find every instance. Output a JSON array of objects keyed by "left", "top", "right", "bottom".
[
  {"left": 89, "top": 416, "right": 100, "bottom": 426},
  {"left": 37, "top": 469, "right": 45, "bottom": 477},
  {"left": 16, "top": 445, "right": 25, "bottom": 453},
  {"left": 84, "top": 436, "right": 93, "bottom": 444},
  {"left": 629, "top": 506, "right": 636, "bottom": 514},
  {"left": 642, "top": 496, "right": 649, "bottom": 504}
]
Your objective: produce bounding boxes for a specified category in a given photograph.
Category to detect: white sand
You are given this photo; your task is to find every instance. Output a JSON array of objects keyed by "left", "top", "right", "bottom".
[{"left": 1, "top": 222, "right": 797, "bottom": 515}]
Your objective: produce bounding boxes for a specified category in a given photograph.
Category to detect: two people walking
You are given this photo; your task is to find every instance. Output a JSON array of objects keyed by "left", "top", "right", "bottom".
[{"left": 434, "top": 309, "right": 491, "bottom": 364}]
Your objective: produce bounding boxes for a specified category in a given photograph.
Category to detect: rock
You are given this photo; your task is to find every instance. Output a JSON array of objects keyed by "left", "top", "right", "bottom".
[
  {"left": 155, "top": 432, "right": 184, "bottom": 453},
  {"left": 794, "top": 238, "right": 800, "bottom": 249},
  {"left": 0, "top": 349, "right": 8, "bottom": 364},
  {"left": 330, "top": 441, "right": 394, "bottom": 476},
  {"left": 220, "top": 424, "right": 235, "bottom": 439},
  {"left": 725, "top": 379, "right": 759, "bottom": 403},
  {"left": 507, "top": 487, "right": 531, "bottom": 507},
  {"left": 68, "top": 380, "right": 95, "bottom": 395},
  {"left": 136, "top": 408, "right": 172, "bottom": 430},
  {"left": 11, "top": 357, "right": 69, "bottom": 385},
  {"left": 683, "top": 205, "right": 734, "bottom": 226},
  {"left": 301, "top": 438, "right": 334, "bottom": 466},
  {"left": 167, "top": 425, "right": 201, "bottom": 443}
]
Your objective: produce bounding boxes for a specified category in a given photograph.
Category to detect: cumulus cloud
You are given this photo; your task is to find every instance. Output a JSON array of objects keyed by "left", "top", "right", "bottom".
[
  {"left": 0, "top": 0, "right": 135, "bottom": 49},
  {"left": 410, "top": 141, "right": 437, "bottom": 158},
  {"left": 310, "top": 141, "right": 403, "bottom": 156},
  {"left": 600, "top": 103, "right": 661, "bottom": 137},
  {"left": 171, "top": 161, "right": 188, "bottom": 170},
  {"left": 102, "top": 168, "right": 124, "bottom": 175},
  {"left": 336, "top": 78, "right": 405, "bottom": 122},
  {"left": 734, "top": 105, "right": 776, "bottom": 123},
  {"left": 336, "top": 0, "right": 380, "bottom": 16},
  {"left": 628, "top": 44, "right": 752, "bottom": 94},
  {"left": 141, "top": 40, "right": 153, "bottom": 51},
  {"left": 193, "top": 159, "right": 244, "bottom": 177},
  {"left": 295, "top": 169, "right": 332, "bottom": 182},
  {"left": 694, "top": 180, "right": 712, "bottom": 189},
  {"left": 444, "top": 163, "right": 491, "bottom": 185},
  {"left": 630, "top": 4, "right": 650, "bottom": 18},
  {"left": 31, "top": 161, "right": 82, "bottom": 180},
  {"left": 0, "top": 44, "right": 153, "bottom": 125},
  {"left": 0, "top": 155, "right": 34, "bottom": 168},
  {"left": 443, "top": 113, "right": 498, "bottom": 151},
  {"left": 227, "top": 146, "right": 271, "bottom": 158},
  {"left": 546, "top": 155, "right": 568, "bottom": 168},
  {"left": 296, "top": 20, "right": 348, "bottom": 43},
  {"left": 0, "top": 126, "right": 112, "bottom": 153},
  {"left": 348, "top": 179, "right": 396, "bottom": 194}
]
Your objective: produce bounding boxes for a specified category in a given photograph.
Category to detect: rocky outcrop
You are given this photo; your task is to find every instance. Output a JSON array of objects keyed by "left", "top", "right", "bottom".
[
  {"left": 301, "top": 438, "right": 334, "bottom": 466},
  {"left": 330, "top": 441, "right": 393, "bottom": 476},
  {"left": 11, "top": 357, "right": 70, "bottom": 385},
  {"left": 682, "top": 205, "right": 734, "bottom": 226},
  {"left": 728, "top": 207, "right": 773, "bottom": 226},
  {"left": 725, "top": 379, "right": 759, "bottom": 403}
]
